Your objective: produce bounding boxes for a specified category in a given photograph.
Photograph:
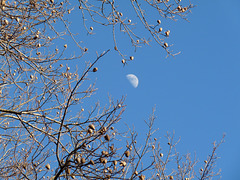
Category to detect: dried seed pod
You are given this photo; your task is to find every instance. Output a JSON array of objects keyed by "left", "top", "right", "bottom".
[
  {"left": 100, "top": 126, "right": 107, "bottom": 134},
  {"left": 34, "top": 34, "right": 39, "bottom": 39},
  {"left": 103, "top": 158, "right": 107, "bottom": 164},
  {"left": 204, "top": 160, "right": 208, "bottom": 164},
  {"left": 76, "top": 157, "right": 81, "bottom": 164},
  {"left": 110, "top": 145, "right": 114, "bottom": 152},
  {"left": 113, "top": 160, "right": 117, "bottom": 166},
  {"left": 100, "top": 158, "right": 107, "bottom": 164},
  {"left": 82, "top": 143, "right": 87, "bottom": 148},
  {"left": 90, "top": 26, "right": 93, "bottom": 31},
  {"left": 157, "top": 20, "right": 161, "bottom": 24},
  {"left": 159, "top": 27, "right": 163, "bottom": 32},
  {"left": 50, "top": 0, "right": 54, "bottom": 3},
  {"left": 3, "top": 19, "right": 9, "bottom": 25},
  {"left": 177, "top": 6, "right": 182, "bottom": 11},
  {"left": 87, "top": 128, "right": 93, "bottom": 134},
  {"left": 45, "top": 164, "right": 50, "bottom": 170},
  {"left": 169, "top": 176, "right": 174, "bottom": 179},
  {"left": 89, "top": 124, "right": 95, "bottom": 130},
  {"left": 104, "top": 134, "right": 110, "bottom": 141},
  {"left": 160, "top": 153, "right": 163, "bottom": 157},
  {"left": 164, "top": 43, "right": 168, "bottom": 47},
  {"left": 124, "top": 151, "right": 130, "bottom": 157},
  {"left": 84, "top": 48, "right": 88, "bottom": 52},
  {"left": 90, "top": 160, "right": 95, "bottom": 165},
  {"left": 135, "top": 171, "right": 138, "bottom": 175},
  {"left": 165, "top": 30, "right": 170, "bottom": 36},
  {"left": 130, "top": 56, "right": 134, "bottom": 60},
  {"left": 64, "top": 44, "right": 67, "bottom": 48},
  {"left": 102, "top": 126, "right": 107, "bottom": 132},
  {"left": 66, "top": 168, "right": 70, "bottom": 174},
  {"left": 128, "top": 19, "right": 131, "bottom": 23},
  {"left": 139, "top": 175, "right": 145, "bottom": 180},
  {"left": 121, "top": 59, "right": 125, "bottom": 64},
  {"left": 152, "top": 145, "right": 155, "bottom": 149},
  {"left": 81, "top": 157, "right": 86, "bottom": 164},
  {"left": 93, "top": 67, "right": 98, "bottom": 72},
  {"left": 120, "top": 161, "right": 126, "bottom": 167}
]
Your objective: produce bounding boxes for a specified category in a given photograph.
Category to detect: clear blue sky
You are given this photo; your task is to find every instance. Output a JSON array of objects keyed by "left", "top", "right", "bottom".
[{"left": 66, "top": 0, "right": 240, "bottom": 179}]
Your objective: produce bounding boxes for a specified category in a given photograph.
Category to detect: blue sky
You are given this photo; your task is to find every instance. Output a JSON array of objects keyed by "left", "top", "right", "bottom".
[{"left": 65, "top": 0, "right": 240, "bottom": 179}]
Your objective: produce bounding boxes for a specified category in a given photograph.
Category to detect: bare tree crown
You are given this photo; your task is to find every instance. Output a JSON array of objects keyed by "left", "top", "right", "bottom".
[{"left": 0, "top": 0, "right": 223, "bottom": 179}]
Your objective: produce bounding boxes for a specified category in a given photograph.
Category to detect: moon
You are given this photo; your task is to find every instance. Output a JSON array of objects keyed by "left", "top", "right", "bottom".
[{"left": 126, "top": 74, "right": 139, "bottom": 88}]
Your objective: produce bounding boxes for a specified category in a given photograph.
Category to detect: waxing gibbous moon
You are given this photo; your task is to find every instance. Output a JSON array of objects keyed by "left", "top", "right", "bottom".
[{"left": 126, "top": 74, "right": 139, "bottom": 88}]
